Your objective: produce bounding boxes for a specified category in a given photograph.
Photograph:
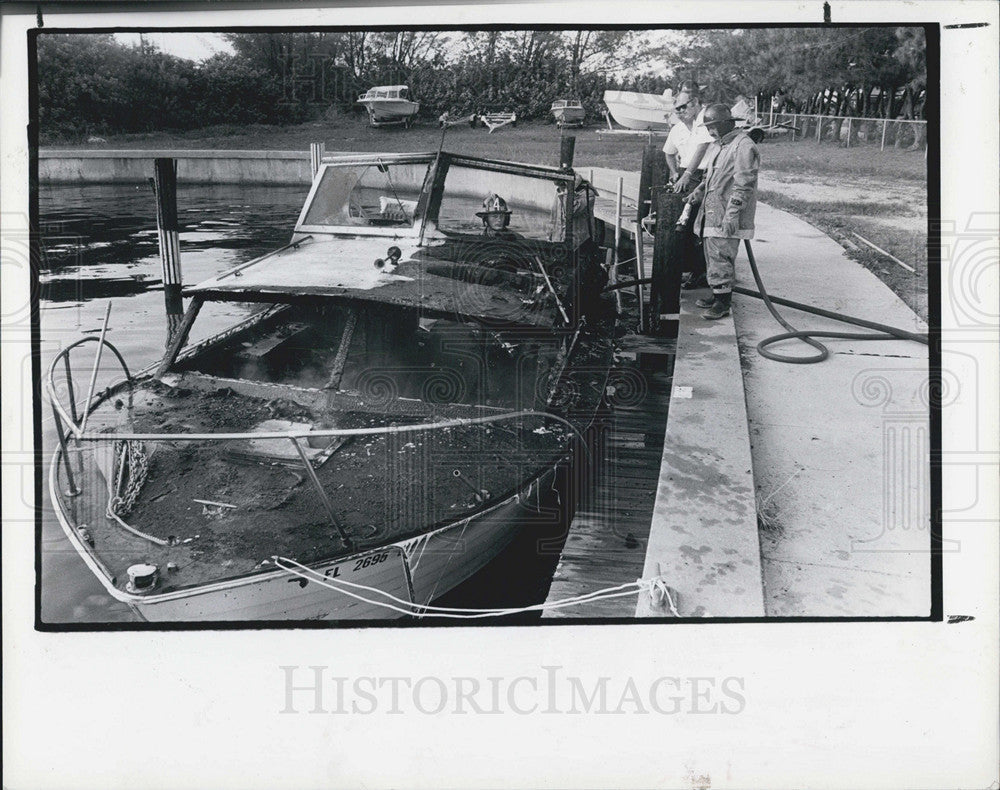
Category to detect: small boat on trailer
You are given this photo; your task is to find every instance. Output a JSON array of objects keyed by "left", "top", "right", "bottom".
[
  {"left": 550, "top": 99, "right": 586, "bottom": 128},
  {"left": 603, "top": 90, "right": 676, "bottom": 131},
  {"left": 48, "top": 150, "right": 613, "bottom": 622},
  {"left": 357, "top": 85, "right": 420, "bottom": 127}
]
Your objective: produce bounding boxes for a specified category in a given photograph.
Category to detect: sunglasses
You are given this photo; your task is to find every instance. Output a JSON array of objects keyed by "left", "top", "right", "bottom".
[{"left": 674, "top": 103, "right": 689, "bottom": 112}]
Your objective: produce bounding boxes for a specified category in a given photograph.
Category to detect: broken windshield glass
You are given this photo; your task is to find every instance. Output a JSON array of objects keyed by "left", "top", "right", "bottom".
[{"left": 302, "top": 162, "right": 430, "bottom": 228}]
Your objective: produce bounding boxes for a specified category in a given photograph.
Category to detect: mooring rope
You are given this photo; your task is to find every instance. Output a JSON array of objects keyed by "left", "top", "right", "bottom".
[{"left": 273, "top": 555, "right": 679, "bottom": 618}]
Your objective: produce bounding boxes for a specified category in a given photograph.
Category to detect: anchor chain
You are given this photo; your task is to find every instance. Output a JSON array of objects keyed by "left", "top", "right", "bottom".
[{"left": 109, "top": 439, "right": 150, "bottom": 517}]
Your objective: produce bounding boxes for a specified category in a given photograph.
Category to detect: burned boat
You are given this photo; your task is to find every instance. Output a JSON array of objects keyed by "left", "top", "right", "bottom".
[{"left": 47, "top": 150, "right": 614, "bottom": 621}]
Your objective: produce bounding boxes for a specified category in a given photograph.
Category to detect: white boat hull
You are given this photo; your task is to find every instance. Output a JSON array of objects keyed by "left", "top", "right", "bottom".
[
  {"left": 360, "top": 100, "right": 420, "bottom": 126},
  {"left": 603, "top": 91, "right": 675, "bottom": 131}
]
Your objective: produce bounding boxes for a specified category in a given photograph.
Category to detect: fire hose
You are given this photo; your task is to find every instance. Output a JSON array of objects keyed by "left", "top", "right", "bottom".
[{"left": 602, "top": 239, "right": 928, "bottom": 364}]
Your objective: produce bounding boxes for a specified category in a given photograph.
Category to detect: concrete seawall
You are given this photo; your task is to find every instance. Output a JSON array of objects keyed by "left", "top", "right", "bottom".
[
  {"left": 40, "top": 151, "right": 637, "bottom": 188},
  {"left": 40, "top": 150, "right": 313, "bottom": 185}
]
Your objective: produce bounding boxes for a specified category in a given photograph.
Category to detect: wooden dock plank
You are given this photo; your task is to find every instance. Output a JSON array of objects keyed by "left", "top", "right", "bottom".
[{"left": 542, "top": 334, "right": 674, "bottom": 618}]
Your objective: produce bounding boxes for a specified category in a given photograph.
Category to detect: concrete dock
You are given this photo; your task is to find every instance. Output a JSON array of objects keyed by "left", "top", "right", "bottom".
[{"left": 543, "top": 167, "right": 931, "bottom": 618}]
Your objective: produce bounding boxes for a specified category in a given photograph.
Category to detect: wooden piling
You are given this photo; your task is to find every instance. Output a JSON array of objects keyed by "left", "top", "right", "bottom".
[
  {"left": 635, "top": 217, "right": 646, "bottom": 331},
  {"left": 637, "top": 145, "right": 658, "bottom": 223},
  {"left": 612, "top": 177, "right": 624, "bottom": 315},
  {"left": 153, "top": 158, "right": 183, "bottom": 324},
  {"left": 647, "top": 147, "right": 680, "bottom": 338},
  {"left": 560, "top": 135, "right": 576, "bottom": 170}
]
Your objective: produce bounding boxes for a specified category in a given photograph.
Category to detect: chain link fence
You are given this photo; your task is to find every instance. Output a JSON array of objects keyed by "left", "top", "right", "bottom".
[{"left": 761, "top": 111, "right": 927, "bottom": 151}]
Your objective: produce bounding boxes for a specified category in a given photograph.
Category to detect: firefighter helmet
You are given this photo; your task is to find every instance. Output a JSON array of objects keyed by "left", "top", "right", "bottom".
[{"left": 476, "top": 194, "right": 513, "bottom": 218}]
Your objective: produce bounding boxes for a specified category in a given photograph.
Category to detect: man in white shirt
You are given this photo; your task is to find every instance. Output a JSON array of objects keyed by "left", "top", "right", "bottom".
[
  {"left": 663, "top": 92, "right": 713, "bottom": 195},
  {"left": 662, "top": 92, "right": 713, "bottom": 287}
]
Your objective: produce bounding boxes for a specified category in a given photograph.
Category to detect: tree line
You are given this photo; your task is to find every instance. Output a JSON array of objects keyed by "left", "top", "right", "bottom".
[
  {"left": 669, "top": 28, "right": 926, "bottom": 119},
  {"left": 37, "top": 28, "right": 925, "bottom": 140}
]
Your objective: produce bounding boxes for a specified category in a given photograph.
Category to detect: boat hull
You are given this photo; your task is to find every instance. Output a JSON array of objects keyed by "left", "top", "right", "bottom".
[
  {"left": 552, "top": 107, "right": 586, "bottom": 126},
  {"left": 360, "top": 100, "right": 420, "bottom": 126},
  {"left": 603, "top": 91, "right": 675, "bottom": 131}
]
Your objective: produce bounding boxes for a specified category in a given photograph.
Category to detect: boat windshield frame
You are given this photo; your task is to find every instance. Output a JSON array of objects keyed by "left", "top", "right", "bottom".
[
  {"left": 294, "top": 153, "right": 436, "bottom": 239},
  {"left": 294, "top": 152, "right": 577, "bottom": 247}
]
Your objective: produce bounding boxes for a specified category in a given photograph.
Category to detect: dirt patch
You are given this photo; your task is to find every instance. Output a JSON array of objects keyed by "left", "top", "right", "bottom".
[{"left": 758, "top": 168, "right": 928, "bottom": 322}]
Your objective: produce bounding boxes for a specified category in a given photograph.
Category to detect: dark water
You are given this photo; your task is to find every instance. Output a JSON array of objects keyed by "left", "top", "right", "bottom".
[
  {"left": 38, "top": 183, "right": 572, "bottom": 624},
  {"left": 39, "top": 183, "right": 308, "bottom": 623}
]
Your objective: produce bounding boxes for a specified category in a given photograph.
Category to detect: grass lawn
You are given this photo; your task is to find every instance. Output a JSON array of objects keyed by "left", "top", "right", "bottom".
[{"left": 48, "top": 115, "right": 930, "bottom": 320}]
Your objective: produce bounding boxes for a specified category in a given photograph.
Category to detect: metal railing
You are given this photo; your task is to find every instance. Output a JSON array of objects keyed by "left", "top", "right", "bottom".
[{"left": 46, "top": 339, "right": 582, "bottom": 553}]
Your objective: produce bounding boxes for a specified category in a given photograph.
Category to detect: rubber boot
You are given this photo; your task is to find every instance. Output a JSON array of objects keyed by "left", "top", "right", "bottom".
[
  {"left": 702, "top": 291, "right": 732, "bottom": 320},
  {"left": 695, "top": 294, "right": 717, "bottom": 308}
]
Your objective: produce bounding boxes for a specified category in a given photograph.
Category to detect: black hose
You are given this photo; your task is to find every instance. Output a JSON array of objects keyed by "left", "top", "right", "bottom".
[
  {"left": 601, "top": 242, "right": 927, "bottom": 364},
  {"left": 739, "top": 240, "right": 927, "bottom": 364}
]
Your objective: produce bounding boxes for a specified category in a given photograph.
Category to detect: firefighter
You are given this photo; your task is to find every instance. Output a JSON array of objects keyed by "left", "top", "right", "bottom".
[
  {"left": 476, "top": 194, "right": 516, "bottom": 238},
  {"left": 685, "top": 103, "right": 760, "bottom": 320}
]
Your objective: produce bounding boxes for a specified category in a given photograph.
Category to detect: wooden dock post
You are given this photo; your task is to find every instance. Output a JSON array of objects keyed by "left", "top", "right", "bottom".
[
  {"left": 635, "top": 218, "right": 646, "bottom": 331},
  {"left": 559, "top": 134, "right": 576, "bottom": 170},
  {"left": 637, "top": 144, "right": 663, "bottom": 333},
  {"left": 309, "top": 142, "right": 326, "bottom": 178},
  {"left": 637, "top": 144, "right": 658, "bottom": 223},
  {"left": 647, "top": 149, "right": 681, "bottom": 338},
  {"left": 612, "top": 176, "right": 624, "bottom": 315},
  {"left": 153, "top": 158, "right": 183, "bottom": 331}
]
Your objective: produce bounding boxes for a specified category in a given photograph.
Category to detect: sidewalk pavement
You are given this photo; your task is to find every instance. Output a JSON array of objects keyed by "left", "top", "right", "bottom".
[{"left": 733, "top": 202, "right": 931, "bottom": 617}]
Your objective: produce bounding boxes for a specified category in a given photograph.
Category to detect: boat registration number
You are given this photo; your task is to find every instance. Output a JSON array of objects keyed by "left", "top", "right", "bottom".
[{"left": 317, "top": 547, "right": 405, "bottom": 581}]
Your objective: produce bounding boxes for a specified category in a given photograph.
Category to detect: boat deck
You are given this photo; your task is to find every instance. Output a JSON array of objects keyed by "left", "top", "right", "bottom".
[{"left": 187, "top": 236, "right": 560, "bottom": 327}]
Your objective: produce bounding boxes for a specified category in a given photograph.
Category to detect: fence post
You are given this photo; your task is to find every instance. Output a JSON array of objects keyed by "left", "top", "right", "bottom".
[
  {"left": 881, "top": 119, "right": 888, "bottom": 151},
  {"left": 816, "top": 115, "right": 822, "bottom": 142},
  {"left": 846, "top": 117, "right": 852, "bottom": 148},
  {"left": 153, "top": 158, "right": 183, "bottom": 333},
  {"left": 791, "top": 114, "right": 797, "bottom": 142}
]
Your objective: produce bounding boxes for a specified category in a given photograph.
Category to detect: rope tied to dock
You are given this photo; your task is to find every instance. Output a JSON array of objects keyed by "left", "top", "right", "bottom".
[
  {"left": 645, "top": 575, "right": 681, "bottom": 617},
  {"left": 273, "top": 555, "right": 680, "bottom": 619}
]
